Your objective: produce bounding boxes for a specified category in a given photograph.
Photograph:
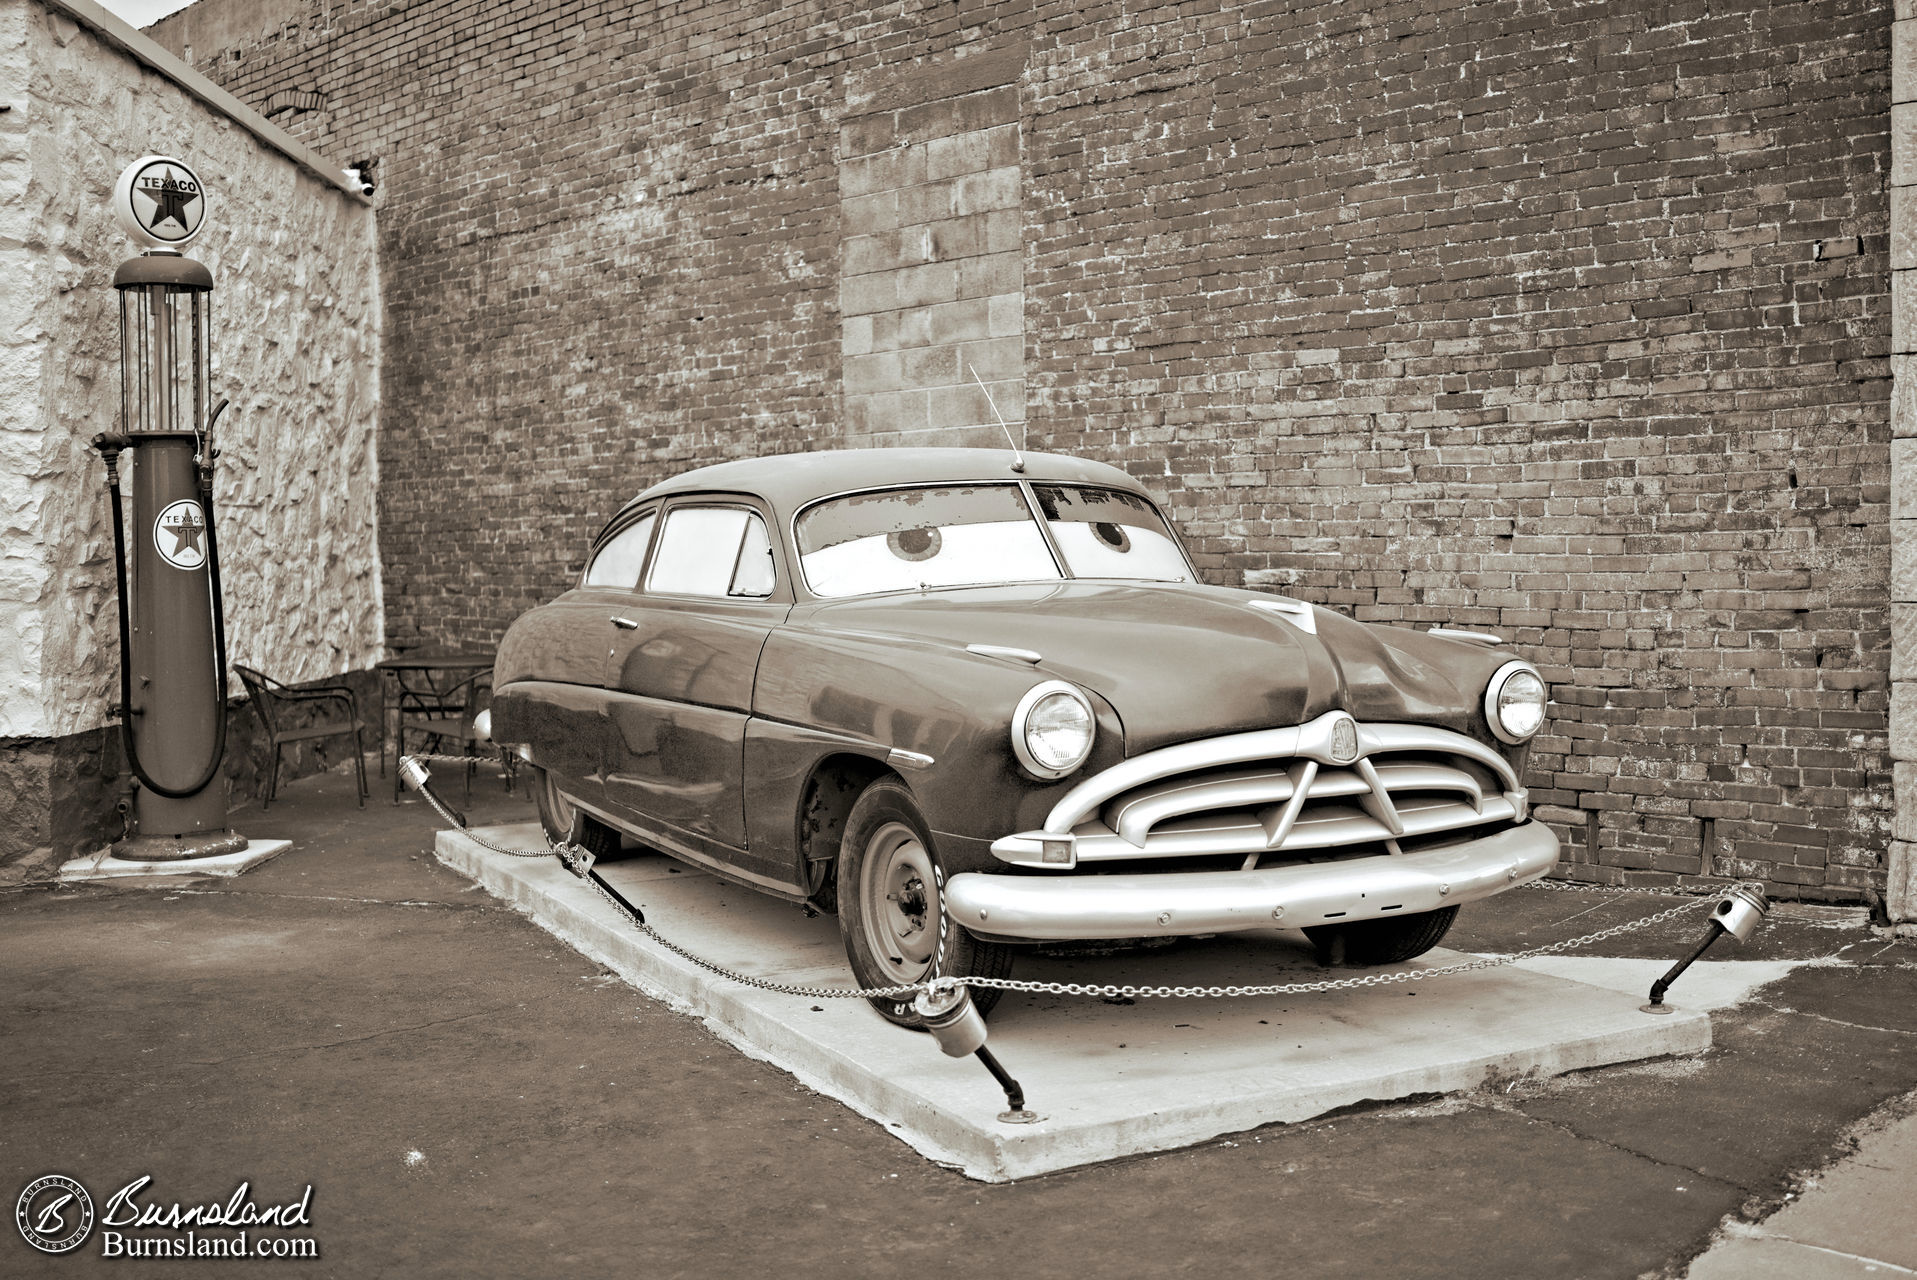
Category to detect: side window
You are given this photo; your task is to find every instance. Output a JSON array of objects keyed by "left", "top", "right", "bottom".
[
  {"left": 646, "top": 505, "right": 776, "bottom": 599},
  {"left": 583, "top": 512, "right": 655, "bottom": 588},
  {"left": 730, "top": 512, "right": 775, "bottom": 597}
]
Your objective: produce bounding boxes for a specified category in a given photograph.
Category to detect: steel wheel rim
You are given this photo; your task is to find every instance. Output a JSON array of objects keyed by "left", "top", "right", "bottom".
[{"left": 860, "top": 820, "right": 939, "bottom": 983}]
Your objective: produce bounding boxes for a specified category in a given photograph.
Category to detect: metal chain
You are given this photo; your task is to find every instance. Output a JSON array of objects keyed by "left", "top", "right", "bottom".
[
  {"left": 403, "top": 753, "right": 1726, "bottom": 1004},
  {"left": 1521, "top": 875, "right": 1747, "bottom": 900},
  {"left": 961, "top": 897, "right": 1711, "bottom": 1000}
]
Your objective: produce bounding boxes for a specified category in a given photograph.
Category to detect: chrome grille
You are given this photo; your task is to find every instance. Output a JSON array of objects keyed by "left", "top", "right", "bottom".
[{"left": 1032, "top": 713, "right": 1526, "bottom": 869}]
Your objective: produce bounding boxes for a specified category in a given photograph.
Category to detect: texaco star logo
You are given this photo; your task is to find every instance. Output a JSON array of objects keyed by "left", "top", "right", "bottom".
[
  {"left": 16, "top": 1175, "right": 94, "bottom": 1255},
  {"left": 154, "top": 499, "right": 209, "bottom": 572},
  {"left": 124, "top": 158, "right": 204, "bottom": 243}
]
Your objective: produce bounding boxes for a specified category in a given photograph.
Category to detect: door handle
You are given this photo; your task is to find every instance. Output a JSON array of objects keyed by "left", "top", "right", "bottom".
[{"left": 611, "top": 616, "right": 640, "bottom": 630}]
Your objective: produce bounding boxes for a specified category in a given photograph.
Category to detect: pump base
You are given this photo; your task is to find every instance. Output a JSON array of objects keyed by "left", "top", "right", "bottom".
[{"left": 112, "top": 830, "right": 249, "bottom": 862}]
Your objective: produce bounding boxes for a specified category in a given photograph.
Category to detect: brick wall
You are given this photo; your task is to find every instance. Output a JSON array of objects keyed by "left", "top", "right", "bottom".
[{"left": 153, "top": 0, "right": 1894, "bottom": 903}]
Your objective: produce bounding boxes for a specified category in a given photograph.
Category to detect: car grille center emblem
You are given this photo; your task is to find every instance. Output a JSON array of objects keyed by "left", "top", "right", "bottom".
[{"left": 1330, "top": 716, "right": 1359, "bottom": 763}]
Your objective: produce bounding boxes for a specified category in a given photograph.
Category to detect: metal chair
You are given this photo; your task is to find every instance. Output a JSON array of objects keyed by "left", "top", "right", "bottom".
[
  {"left": 234, "top": 664, "right": 369, "bottom": 809},
  {"left": 393, "top": 669, "right": 503, "bottom": 803}
]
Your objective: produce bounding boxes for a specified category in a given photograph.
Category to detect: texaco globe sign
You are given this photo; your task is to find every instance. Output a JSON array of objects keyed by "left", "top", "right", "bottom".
[{"left": 111, "top": 155, "right": 207, "bottom": 248}]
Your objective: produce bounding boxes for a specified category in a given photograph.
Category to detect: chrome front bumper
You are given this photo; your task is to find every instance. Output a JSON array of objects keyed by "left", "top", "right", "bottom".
[{"left": 945, "top": 821, "right": 1560, "bottom": 942}]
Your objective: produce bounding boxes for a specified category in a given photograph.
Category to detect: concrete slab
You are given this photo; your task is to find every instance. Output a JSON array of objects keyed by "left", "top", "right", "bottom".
[
  {"left": 438, "top": 823, "right": 1716, "bottom": 1182},
  {"left": 1688, "top": 1106, "right": 1917, "bottom": 1278},
  {"left": 1685, "top": 1235, "right": 1916, "bottom": 1279},
  {"left": 1763, "top": 1107, "right": 1917, "bottom": 1271},
  {"left": 58, "top": 838, "right": 293, "bottom": 883}
]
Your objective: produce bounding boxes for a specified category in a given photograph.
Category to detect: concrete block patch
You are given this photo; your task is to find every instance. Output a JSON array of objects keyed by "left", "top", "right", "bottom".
[
  {"left": 59, "top": 838, "right": 293, "bottom": 883},
  {"left": 440, "top": 825, "right": 1718, "bottom": 1183}
]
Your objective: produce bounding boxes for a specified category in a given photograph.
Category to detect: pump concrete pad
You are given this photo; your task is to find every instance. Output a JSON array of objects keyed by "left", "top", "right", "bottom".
[
  {"left": 59, "top": 838, "right": 292, "bottom": 883},
  {"left": 439, "top": 825, "right": 1714, "bottom": 1182}
]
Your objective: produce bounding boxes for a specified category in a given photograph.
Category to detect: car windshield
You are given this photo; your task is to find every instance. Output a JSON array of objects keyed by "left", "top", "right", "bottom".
[{"left": 795, "top": 482, "right": 1191, "bottom": 598}]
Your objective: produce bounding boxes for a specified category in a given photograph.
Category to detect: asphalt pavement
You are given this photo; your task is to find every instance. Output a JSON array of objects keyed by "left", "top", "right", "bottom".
[{"left": 3, "top": 764, "right": 1914, "bottom": 1279}]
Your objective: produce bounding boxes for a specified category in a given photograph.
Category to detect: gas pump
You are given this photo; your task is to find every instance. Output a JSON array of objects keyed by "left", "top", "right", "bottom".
[{"left": 91, "top": 155, "right": 247, "bottom": 861}]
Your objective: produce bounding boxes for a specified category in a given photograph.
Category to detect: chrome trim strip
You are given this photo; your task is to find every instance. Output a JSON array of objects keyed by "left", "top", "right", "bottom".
[
  {"left": 1372, "top": 762, "right": 1484, "bottom": 811},
  {"left": 887, "top": 748, "right": 935, "bottom": 769},
  {"left": 1356, "top": 723, "right": 1521, "bottom": 794},
  {"left": 568, "top": 796, "right": 805, "bottom": 897},
  {"left": 1428, "top": 627, "right": 1503, "bottom": 645},
  {"left": 1042, "top": 723, "right": 1308, "bottom": 833},
  {"left": 1108, "top": 766, "right": 1298, "bottom": 848},
  {"left": 952, "top": 822, "right": 1561, "bottom": 940},
  {"left": 1080, "top": 795, "right": 1517, "bottom": 860},
  {"left": 1259, "top": 761, "right": 1317, "bottom": 852},
  {"left": 995, "top": 795, "right": 1520, "bottom": 866},
  {"left": 1353, "top": 758, "right": 1404, "bottom": 836},
  {"left": 966, "top": 643, "right": 1043, "bottom": 664}
]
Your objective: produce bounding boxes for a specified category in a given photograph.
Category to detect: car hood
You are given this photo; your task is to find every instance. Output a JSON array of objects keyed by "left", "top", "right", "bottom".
[{"left": 795, "top": 581, "right": 1519, "bottom": 755}]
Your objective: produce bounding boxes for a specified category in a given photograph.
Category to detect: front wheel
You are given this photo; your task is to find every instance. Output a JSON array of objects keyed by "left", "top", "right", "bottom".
[
  {"left": 1304, "top": 905, "right": 1459, "bottom": 966},
  {"left": 836, "top": 779, "right": 1014, "bottom": 1029}
]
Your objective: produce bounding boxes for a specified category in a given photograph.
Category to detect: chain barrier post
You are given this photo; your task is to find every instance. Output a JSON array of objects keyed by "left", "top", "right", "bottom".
[
  {"left": 914, "top": 985, "right": 1041, "bottom": 1123},
  {"left": 1641, "top": 884, "right": 1771, "bottom": 1014}
]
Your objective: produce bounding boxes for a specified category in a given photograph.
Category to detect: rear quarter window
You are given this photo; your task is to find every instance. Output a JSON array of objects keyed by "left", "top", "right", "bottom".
[{"left": 583, "top": 512, "right": 655, "bottom": 588}]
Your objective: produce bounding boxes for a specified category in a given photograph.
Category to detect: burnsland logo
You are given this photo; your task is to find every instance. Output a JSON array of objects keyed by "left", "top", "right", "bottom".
[
  {"left": 15, "top": 1175, "right": 93, "bottom": 1254},
  {"left": 15, "top": 1174, "right": 319, "bottom": 1260}
]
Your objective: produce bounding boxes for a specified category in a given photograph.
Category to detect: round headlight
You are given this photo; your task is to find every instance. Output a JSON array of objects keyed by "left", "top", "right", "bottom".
[
  {"left": 1484, "top": 661, "right": 1547, "bottom": 744},
  {"left": 1011, "top": 681, "right": 1096, "bottom": 779}
]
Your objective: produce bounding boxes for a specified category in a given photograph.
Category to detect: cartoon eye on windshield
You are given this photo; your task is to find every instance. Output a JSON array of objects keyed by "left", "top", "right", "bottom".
[
  {"left": 887, "top": 527, "right": 942, "bottom": 562},
  {"left": 1092, "top": 522, "right": 1131, "bottom": 553}
]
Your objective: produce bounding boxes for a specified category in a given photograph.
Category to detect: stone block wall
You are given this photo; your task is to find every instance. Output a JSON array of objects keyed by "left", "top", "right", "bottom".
[
  {"left": 0, "top": 0, "right": 379, "bottom": 873},
  {"left": 1890, "top": 0, "right": 1917, "bottom": 922},
  {"left": 841, "top": 44, "right": 1027, "bottom": 448},
  {"left": 153, "top": 0, "right": 1894, "bottom": 903}
]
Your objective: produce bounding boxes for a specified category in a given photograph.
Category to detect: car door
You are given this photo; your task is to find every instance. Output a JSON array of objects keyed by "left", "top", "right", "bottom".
[
  {"left": 600, "top": 495, "right": 786, "bottom": 868},
  {"left": 504, "top": 506, "right": 662, "bottom": 808}
]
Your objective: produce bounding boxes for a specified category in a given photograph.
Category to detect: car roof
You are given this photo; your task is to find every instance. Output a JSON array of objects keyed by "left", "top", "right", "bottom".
[{"left": 617, "top": 448, "right": 1154, "bottom": 518}]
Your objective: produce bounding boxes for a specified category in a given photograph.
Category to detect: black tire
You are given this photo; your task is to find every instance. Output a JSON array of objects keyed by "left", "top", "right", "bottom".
[
  {"left": 1304, "top": 905, "right": 1459, "bottom": 966},
  {"left": 530, "top": 765, "right": 618, "bottom": 874},
  {"left": 836, "top": 779, "right": 1014, "bottom": 1029}
]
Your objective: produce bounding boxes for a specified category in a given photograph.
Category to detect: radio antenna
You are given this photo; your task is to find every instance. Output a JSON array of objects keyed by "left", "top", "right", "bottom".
[{"left": 969, "top": 363, "right": 1024, "bottom": 473}]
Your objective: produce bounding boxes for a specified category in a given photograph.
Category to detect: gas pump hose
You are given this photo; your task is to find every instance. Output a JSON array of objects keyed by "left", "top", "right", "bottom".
[{"left": 93, "top": 432, "right": 231, "bottom": 800}]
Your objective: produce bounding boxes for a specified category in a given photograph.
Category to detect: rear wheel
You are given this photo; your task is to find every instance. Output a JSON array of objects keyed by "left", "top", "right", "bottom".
[
  {"left": 836, "top": 779, "right": 1014, "bottom": 1028},
  {"left": 1304, "top": 905, "right": 1459, "bottom": 966},
  {"left": 530, "top": 765, "right": 618, "bottom": 873}
]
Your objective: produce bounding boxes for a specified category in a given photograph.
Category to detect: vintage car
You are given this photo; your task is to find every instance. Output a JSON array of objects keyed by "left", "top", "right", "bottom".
[{"left": 488, "top": 448, "right": 1558, "bottom": 1026}]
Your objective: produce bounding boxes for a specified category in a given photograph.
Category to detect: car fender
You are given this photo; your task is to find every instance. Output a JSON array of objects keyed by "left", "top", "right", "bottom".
[{"left": 747, "top": 627, "right": 1124, "bottom": 876}]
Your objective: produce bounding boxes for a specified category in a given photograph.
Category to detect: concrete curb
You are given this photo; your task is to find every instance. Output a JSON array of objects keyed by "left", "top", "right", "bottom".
[{"left": 439, "top": 824, "right": 1719, "bottom": 1181}]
